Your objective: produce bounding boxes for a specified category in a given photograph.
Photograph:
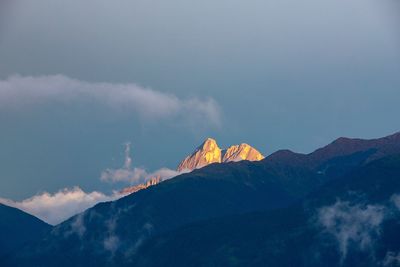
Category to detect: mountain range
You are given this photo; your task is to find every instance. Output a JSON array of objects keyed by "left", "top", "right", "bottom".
[
  {"left": 135, "top": 154, "right": 400, "bottom": 267},
  {"left": 123, "top": 138, "right": 264, "bottom": 194},
  {"left": 2, "top": 132, "right": 400, "bottom": 266}
]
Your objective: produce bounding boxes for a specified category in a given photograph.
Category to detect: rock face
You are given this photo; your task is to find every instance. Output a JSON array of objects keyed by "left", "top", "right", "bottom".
[
  {"left": 120, "top": 177, "right": 162, "bottom": 194},
  {"left": 177, "top": 138, "right": 264, "bottom": 171},
  {"left": 177, "top": 138, "right": 222, "bottom": 172},
  {"left": 222, "top": 144, "right": 265, "bottom": 162}
]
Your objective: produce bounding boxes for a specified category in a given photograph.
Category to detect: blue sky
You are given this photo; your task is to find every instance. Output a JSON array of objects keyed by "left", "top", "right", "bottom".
[{"left": 0, "top": 0, "right": 399, "bottom": 203}]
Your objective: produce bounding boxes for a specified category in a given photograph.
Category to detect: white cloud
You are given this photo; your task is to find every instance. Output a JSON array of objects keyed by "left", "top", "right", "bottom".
[
  {"left": 0, "top": 187, "right": 124, "bottom": 225},
  {"left": 0, "top": 74, "right": 221, "bottom": 126},
  {"left": 101, "top": 166, "right": 183, "bottom": 185},
  {"left": 101, "top": 143, "right": 187, "bottom": 184},
  {"left": 318, "top": 200, "right": 386, "bottom": 261},
  {"left": 0, "top": 143, "right": 187, "bottom": 226}
]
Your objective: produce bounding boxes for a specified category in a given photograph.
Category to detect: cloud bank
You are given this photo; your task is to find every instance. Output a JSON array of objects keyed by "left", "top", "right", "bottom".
[
  {"left": 0, "top": 143, "right": 186, "bottom": 225},
  {"left": 0, "top": 187, "right": 124, "bottom": 225},
  {"left": 0, "top": 74, "right": 221, "bottom": 126}
]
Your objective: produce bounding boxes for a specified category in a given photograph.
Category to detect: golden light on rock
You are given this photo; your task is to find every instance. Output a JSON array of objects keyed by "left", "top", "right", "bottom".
[
  {"left": 177, "top": 138, "right": 222, "bottom": 172},
  {"left": 177, "top": 138, "right": 265, "bottom": 172}
]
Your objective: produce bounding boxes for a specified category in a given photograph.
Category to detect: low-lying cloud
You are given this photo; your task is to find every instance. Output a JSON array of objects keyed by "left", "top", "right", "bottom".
[
  {"left": 318, "top": 200, "right": 386, "bottom": 261},
  {"left": 0, "top": 74, "right": 221, "bottom": 127},
  {"left": 391, "top": 194, "right": 400, "bottom": 210},
  {"left": 103, "top": 216, "right": 120, "bottom": 254},
  {"left": 0, "top": 142, "right": 187, "bottom": 226},
  {"left": 0, "top": 187, "right": 124, "bottom": 225},
  {"left": 383, "top": 251, "right": 400, "bottom": 267}
]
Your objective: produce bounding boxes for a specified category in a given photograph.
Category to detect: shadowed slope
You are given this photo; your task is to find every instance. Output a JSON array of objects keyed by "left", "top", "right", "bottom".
[
  {"left": 135, "top": 154, "right": 400, "bottom": 267},
  {"left": 4, "top": 161, "right": 296, "bottom": 267},
  {"left": 0, "top": 204, "right": 51, "bottom": 259}
]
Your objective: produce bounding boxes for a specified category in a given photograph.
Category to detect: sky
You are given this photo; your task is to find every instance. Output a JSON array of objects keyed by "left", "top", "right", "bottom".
[{"left": 0, "top": 0, "right": 399, "bottom": 223}]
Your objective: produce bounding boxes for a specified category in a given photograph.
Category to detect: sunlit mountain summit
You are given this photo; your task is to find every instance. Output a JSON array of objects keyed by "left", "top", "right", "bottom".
[
  {"left": 177, "top": 138, "right": 264, "bottom": 172},
  {"left": 121, "top": 138, "right": 264, "bottom": 194}
]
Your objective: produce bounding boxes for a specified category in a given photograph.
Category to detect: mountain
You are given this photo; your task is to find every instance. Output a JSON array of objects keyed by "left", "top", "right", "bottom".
[
  {"left": 5, "top": 148, "right": 327, "bottom": 267},
  {"left": 260, "top": 132, "right": 400, "bottom": 196},
  {"left": 267, "top": 132, "right": 400, "bottom": 169},
  {"left": 4, "top": 160, "right": 296, "bottom": 267},
  {"left": 121, "top": 139, "right": 264, "bottom": 196},
  {"left": 4, "top": 132, "right": 400, "bottom": 267},
  {"left": 134, "top": 154, "right": 400, "bottom": 267},
  {"left": 177, "top": 138, "right": 264, "bottom": 171},
  {"left": 0, "top": 204, "right": 51, "bottom": 259}
]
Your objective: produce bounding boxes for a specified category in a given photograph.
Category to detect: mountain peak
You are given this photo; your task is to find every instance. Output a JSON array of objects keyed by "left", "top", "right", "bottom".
[
  {"left": 222, "top": 143, "right": 265, "bottom": 162},
  {"left": 199, "top": 137, "right": 219, "bottom": 150},
  {"left": 177, "top": 138, "right": 222, "bottom": 172},
  {"left": 177, "top": 138, "right": 264, "bottom": 171}
]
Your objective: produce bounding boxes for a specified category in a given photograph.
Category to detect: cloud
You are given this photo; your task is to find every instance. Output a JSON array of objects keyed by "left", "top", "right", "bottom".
[
  {"left": 70, "top": 212, "right": 86, "bottom": 238},
  {"left": 0, "top": 74, "right": 221, "bottom": 127},
  {"left": 391, "top": 194, "right": 400, "bottom": 210},
  {"left": 104, "top": 236, "right": 120, "bottom": 254},
  {"left": 0, "top": 142, "right": 186, "bottom": 226},
  {"left": 103, "top": 216, "right": 120, "bottom": 254},
  {"left": 0, "top": 187, "right": 124, "bottom": 225},
  {"left": 123, "top": 142, "right": 133, "bottom": 169},
  {"left": 318, "top": 200, "right": 386, "bottom": 261},
  {"left": 101, "top": 143, "right": 186, "bottom": 185},
  {"left": 101, "top": 167, "right": 183, "bottom": 185},
  {"left": 383, "top": 251, "right": 400, "bottom": 267},
  {"left": 100, "top": 205, "right": 154, "bottom": 256}
]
